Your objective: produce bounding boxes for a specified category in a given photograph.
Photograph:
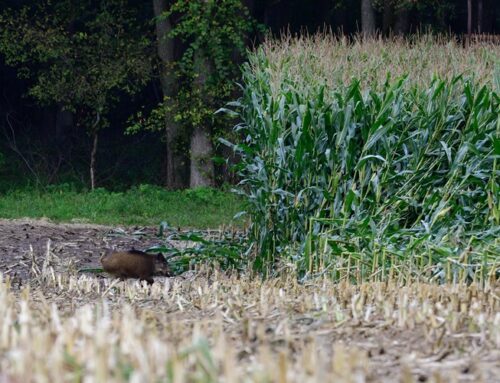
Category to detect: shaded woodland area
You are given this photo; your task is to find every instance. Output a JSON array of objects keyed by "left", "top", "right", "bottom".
[{"left": 0, "top": 0, "right": 498, "bottom": 191}]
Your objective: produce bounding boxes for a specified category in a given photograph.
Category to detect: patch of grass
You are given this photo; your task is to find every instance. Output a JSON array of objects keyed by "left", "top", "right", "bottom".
[{"left": 0, "top": 184, "right": 245, "bottom": 228}]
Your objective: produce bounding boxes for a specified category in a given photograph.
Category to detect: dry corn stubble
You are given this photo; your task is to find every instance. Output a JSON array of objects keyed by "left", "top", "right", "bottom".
[{"left": 0, "top": 266, "right": 499, "bottom": 383}]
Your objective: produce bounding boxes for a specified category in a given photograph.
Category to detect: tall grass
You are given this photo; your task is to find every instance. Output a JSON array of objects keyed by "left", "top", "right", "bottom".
[{"left": 224, "top": 34, "right": 499, "bottom": 278}]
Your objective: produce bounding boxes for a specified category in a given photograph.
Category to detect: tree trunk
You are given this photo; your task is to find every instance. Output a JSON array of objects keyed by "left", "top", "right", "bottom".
[
  {"left": 394, "top": 5, "right": 410, "bottom": 35},
  {"left": 361, "top": 0, "right": 376, "bottom": 38},
  {"left": 382, "top": 0, "right": 394, "bottom": 36},
  {"left": 153, "top": 0, "right": 186, "bottom": 189},
  {"left": 190, "top": 50, "right": 214, "bottom": 188},
  {"left": 477, "top": 0, "right": 483, "bottom": 34},
  {"left": 55, "top": 106, "right": 73, "bottom": 143},
  {"left": 46, "top": 105, "right": 73, "bottom": 183},
  {"left": 331, "top": 3, "right": 347, "bottom": 35},
  {"left": 190, "top": 125, "right": 214, "bottom": 188},
  {"left": 90, "top": 131, "right": 98, "bottom": 191},
  {"left": 55, "top": 105, "right": 73, "bottom": 159},
  {"left": 467, "top": 0, "right": 472, "bottom": 46}
]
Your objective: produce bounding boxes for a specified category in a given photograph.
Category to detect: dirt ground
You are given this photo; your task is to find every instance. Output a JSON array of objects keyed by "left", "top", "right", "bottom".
[
  {"left": 0, "top": 219, "right": 499, "bottom": 383},
  {"left": 0, "top": 218, "right": 199, "bottom": 282}
]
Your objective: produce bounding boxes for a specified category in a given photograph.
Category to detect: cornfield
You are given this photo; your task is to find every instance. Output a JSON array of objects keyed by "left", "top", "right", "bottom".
[{"left": 223, "top": 34, "right": 499, "bottom": 277}]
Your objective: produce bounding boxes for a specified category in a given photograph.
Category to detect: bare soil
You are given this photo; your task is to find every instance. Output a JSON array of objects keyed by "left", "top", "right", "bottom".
[{"left": 0, "top": 218, "right": 190, "bottom": 282}]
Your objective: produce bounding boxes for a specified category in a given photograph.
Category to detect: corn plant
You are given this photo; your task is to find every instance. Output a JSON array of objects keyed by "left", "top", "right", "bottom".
[
  {"left": 147, "top": 227, "right": 248, "bottom": 274},
  {"left": 223, "top": 35, "right": 499, "bottom": 278}
]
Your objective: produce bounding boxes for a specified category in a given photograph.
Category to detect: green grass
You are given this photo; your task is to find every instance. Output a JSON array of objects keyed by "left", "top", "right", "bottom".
[{"left": 0, "top": 184, "right": 244, "bottom": 228}]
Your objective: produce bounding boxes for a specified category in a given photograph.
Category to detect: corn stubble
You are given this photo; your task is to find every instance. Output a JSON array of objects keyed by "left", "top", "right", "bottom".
[{"left": 0, "top": 267, "right": 499, "bottom": 383}]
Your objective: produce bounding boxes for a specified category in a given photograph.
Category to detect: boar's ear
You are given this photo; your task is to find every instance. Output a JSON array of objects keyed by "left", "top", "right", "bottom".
[{"left": 157, "top": 253, "right": 166, "bottom": 262}]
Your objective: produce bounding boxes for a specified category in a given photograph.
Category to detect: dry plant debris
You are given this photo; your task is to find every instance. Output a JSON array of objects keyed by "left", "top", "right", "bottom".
[{"left": 0, "top": 268, "right": 499, "bottom": 382}]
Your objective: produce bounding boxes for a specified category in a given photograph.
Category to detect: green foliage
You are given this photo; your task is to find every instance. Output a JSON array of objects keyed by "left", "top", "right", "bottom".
[
  {"left": 0, "top": 0, "right": 152, "bottom": 132},
  {"left": 0, "top": 185, "right": 244, "bottom": 228},
  {"left": 225, "top": 37, "right": 499, "bottom": 278},
  {"left": 128, "top": 0, "right": 258, "bottom": 142},
  {"left": 166, "top": 0, "right": 254, "bottom": 81},
  {"left": 126, "top": 102, "right": 167, "bottom": 135},
  {"left": 147, "top": 225, "right": 247, "bottom": 274}
]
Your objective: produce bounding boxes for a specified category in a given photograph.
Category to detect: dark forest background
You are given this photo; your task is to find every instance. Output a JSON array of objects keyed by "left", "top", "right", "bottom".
[{"left": 0, "top": 0, "right": 498, "bottom": 192}]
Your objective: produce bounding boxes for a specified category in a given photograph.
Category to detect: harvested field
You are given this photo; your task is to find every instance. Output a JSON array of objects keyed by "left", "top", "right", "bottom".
[
  {"left": 0, "top": 218, "right": 218, "bottom": 282},
  {"left": 0, "top": 219, "right": 499, "bottom": 382}
]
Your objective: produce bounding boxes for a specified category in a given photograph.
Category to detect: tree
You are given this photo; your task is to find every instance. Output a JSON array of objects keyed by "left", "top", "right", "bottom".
[
  {"left": 153, "top": 0, "right": 186, "bottom": 189},
  {"left": 139, "top": 0, "right": 256, "bottom": 188},
  {"left": 375, "top": 0, "right": 413, "bottom": 35},
  {"left": 0, "top": 0, "right": 152, "bottom": 189},
  {"left": 477, "top": 0, "right": 483, "bottom": 34},
  {"left": 168, "top": 0, "right": 257, "bottom": 187},
  {"left": 189, "top": 47, "right": 215, "bottom": 188},
  {"left": 394, "top": 2, "right": 410, "bottom": 35},
  {"left": 361, "top": 0, "right": 376, "bottom": 37},
  {"left": 129, "top": 0, "right": 256, "bottom": 188},
  {"left": 467, "top": 0, "right": 472, "bottom": 44}
]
